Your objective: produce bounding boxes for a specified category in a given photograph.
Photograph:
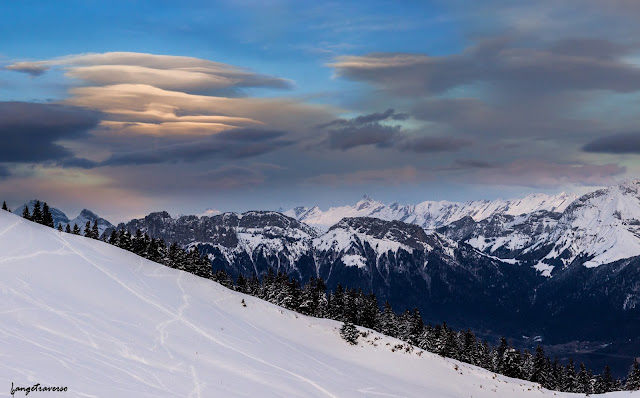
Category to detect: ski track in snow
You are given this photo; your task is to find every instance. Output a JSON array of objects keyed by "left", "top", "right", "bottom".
[{"left": 51, "top": 231, "right": 341, "bottom": 398}]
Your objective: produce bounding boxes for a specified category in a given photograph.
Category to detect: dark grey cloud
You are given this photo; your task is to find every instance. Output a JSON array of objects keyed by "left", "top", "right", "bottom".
[
  {"left": 319, "top": 109, "right": 408, "bottom": 150},
  {"left": 330, "top": 37, "right": 640, "bottom": 97},
  {"left": 102, "top": 128, "right": 292, "bottom": 166},
  {"left": 410, "top": 97, "right": 595, "bottom": 141},
  {"left": 397, "top": 136, "right": 470, "bottom": 153},
  {"left": 327, "top": 124, "right": 399, "bottom": 150},
  {"left": 548, "top": 38, "right": 630, "bottom": 59},
  {"left": 202, "top": 166, "right": 265, "bottom": 189},
  {"left": 318, "top": 109, "right": 471, "bottom": 153},
  {"left": 4, "top": 63, "right": 49, "bottom": 76},
  {"left": 0, "top": 101, "right": 101, "bottom": 165},
  {"left": 318, "top": 108, "right": 408, "bottom": 129},
  {"left": 582, "top": 132, "right": 640, "bottom": 154}
]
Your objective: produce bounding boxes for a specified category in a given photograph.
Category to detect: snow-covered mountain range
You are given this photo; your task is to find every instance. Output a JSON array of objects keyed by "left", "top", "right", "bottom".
[
  {"left": 10, "top": 180, "right": 640, "bottom": 374},
  {"left": 286, "top": 182, "right": 640, "bottom": 276},
  {"left": 1, "top": 209, "right": 592, "bottom": 398},
  {"left": 285, "top": 192, "right": 577, "bottom": 230}
]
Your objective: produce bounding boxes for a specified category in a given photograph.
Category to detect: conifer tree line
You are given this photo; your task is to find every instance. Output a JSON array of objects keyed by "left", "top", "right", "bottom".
[
  {"left": 6, "top": 200, "right": 640, "bottom": 394},
  {"left": 16, "top": 200, "right": 55, "bottom": 228},
  {"left": 8, "top": 199, "right": 103, "bottom": 238}
]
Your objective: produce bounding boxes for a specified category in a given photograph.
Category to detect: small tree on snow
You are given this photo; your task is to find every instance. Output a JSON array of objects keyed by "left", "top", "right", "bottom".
[
  {"left": 340, "top": 322, "right": 359, "bottom": 345},
  {"left": 21, "top": 205, "right": 31, "bottom": 220}
]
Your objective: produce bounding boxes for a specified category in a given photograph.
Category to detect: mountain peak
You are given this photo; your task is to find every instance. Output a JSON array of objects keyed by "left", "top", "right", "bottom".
[{"left": 79, "top": 209, "right": 98, "bottom": 219}]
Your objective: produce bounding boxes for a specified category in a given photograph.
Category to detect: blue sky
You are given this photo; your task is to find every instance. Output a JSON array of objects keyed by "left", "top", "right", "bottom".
[{"left": 2, "top": 0, "right": 640, "bottom": 221}]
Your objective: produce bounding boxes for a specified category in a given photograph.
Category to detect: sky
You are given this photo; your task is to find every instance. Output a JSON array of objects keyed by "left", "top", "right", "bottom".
[{"left": 2, "top": 0, "right": 640, "bottom": 222}]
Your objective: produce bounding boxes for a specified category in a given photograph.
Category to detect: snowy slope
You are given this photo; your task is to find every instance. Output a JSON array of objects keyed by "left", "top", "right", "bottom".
[
  {"left": 286, "top": 193, "right": 577, "bottom": 230},
  {"left": 0, "top": 210, "right": 605, "bottom": 397}
]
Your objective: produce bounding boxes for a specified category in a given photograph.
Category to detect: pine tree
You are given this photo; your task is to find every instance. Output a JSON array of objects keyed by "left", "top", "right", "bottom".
[
  {"left": 329, "top": 284, "right": 345, "bottom": 321},
  {"left": 342, "top": 289, "right": 358, "bottom": 324},
  {"left": 32, "top": 200, "right": 43, "bottom": 224},
  {"left": 340, "top": 322, "right": 359, "bottom": 345},
  {"left": 2, "top": 201, "right": 9, "bottom": 212},
  {"left": 108, "top": 230, "right": 118, "bottom": 246},
  {"left": 563, "top": 359, "right": 578, "bottom": 392},
  {"left": 626, "top": 360, "right": 640, "bottom": 391},
  {"left": 236, "top": 274, "right": 248, "bottom": 294},
  {"left": 65, "top": 224, "right": 71, "bottom": 234},
  {"left": 531, "top": 346, "right": 550, "bottom": 386},
  {"left": 72, "top": 223, "right": 81, "bottom": 235},
  {"left": 501, "top": 347, "right": 523, "bottom": 379},
  {"left": 42, "top": 202, "right": 54, "bottom": 227},
  {"left": 281, "top": 277, "right": 302, "bottom": 311},
  {"left": 577, "top": 363, "right": 592, "bottom": 394},
  {"left": 84, "top": 221, "right": 92, "bottom": 238},
  {"left": 379, "top": 301, "right": 398, "bottom": 337},
  {"left": 594, "top": 364, "right": 616, "bottom": 394},
  {"left": 247, "top": 274, "right": 260, "bottom": 297},
  {"left": 21, "top": 205, "right": 31, "bottom": 220},
  {"left": 408, "top": 308, "right": 425, "bottom": 347},
  {"left": 300, "top": 277, "right": 322, "bottom": 316},
  {"left": 358, "top": 292, "right": 378, "bottom": 329},
  {"left": 494, "top": 337, "right": 508, "bottom": 372},
  {"left": 550, "top": 357, "right": 564, "bottom": 391},
  {"left": 91, "top": 220, "right": 99, "bottom": 240},
  {"left": 521, "top": 350, "right": 534, "bottom": 381},
  {"left": 57, "top": 223, "right": 63, "bottom": 232}
]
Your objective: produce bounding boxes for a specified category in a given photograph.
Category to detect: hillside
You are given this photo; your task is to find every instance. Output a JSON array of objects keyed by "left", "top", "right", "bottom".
[{"left": 0, "top": 210, "right": 607, "bottom": 397}]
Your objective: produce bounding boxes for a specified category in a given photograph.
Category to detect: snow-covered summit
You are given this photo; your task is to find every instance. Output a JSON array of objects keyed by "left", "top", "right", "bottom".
[
  {"left": 67, "top": 208, "right": 115, "bottom": 235},
  {"left": 534, "top": 180, "right": 640, "bottom": 270}
]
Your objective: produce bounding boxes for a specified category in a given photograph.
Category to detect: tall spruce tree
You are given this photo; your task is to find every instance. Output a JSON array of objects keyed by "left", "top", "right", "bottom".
[
  {"left": 379, "top": 301, "right": 398, "bottom": 337},
  {"left": 65, "top": 224, "right": 71, "bottom": 233},
  {"left": 21, "top": 205, "right": 31, "bottom": 220},
  {"left": 501, "top": 347, "right": 523, "bottom": 379},
  {"left": 577, "top": 363, "right": 592, "bottom": 394},
  {"left": 2, "top": 201, "right": 9, "bottom": 212},
  {"left": 594, "top": 365, "right": 614, "bottom": 393},
  {"left": 91, "top": 220, "right": 99, "bottom": 239},
  {"left": 72, "top": 223, "right": 81, "bottom": 235},
  {"left": 531, "top": 346, "right": 550, "bottom": 387},
  {"left": 563, "top": 359, "right": 578, "bottom": 392},
  {"left": 626, "top": 360, "right": 640, "bottom": 391},
  {"left": 42, "top": 202, "right": 54, "bottom": 227},
  {"left": 84, "top": 221, "right": 92, "bottom": 238},
  {"left": 57, "top": 223, "right": 63, "bottom": 232},
  {"left": 32, "top": 200, "right": 43, "bottom": 224}
]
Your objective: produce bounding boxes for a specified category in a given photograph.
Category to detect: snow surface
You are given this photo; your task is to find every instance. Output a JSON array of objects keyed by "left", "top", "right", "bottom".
[
  {"left": 286, "top": 193, "right": 578, "bottom": 231},
  {"left": 0, "top": 211, "right": 625, "bottom": 397}
]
